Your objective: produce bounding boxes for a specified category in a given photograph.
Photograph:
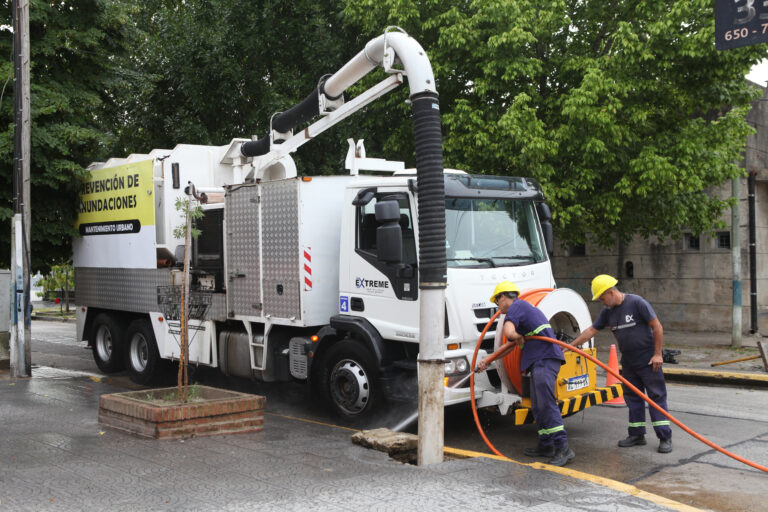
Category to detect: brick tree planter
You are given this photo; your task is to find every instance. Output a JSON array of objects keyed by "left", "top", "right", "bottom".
[{"left": 98, "top": 386, "right": 266, "bottom": 439}]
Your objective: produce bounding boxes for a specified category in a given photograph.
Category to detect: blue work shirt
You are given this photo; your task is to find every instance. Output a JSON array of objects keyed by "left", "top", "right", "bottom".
[
  {"left": 593, "top": 293, "right": 657, "bottom": 370},
  {"left": 504, "top": 299, "right": 564, "bottom": 373}
]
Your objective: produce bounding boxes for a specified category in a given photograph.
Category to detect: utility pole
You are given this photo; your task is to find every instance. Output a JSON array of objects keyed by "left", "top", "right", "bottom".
[
  {"left": 731, "top": 176, "right": 742, "bottom": 348},
  {"left": 10, "top": 0, "right": 31, "bottom": 378}
]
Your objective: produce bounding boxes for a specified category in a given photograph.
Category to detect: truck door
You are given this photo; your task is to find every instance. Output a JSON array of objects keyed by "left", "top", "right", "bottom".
[{"left": 340, "top": 191, "right": 419, "bottom": 341}]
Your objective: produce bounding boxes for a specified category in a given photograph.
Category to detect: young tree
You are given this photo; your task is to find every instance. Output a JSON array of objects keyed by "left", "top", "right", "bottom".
[
  {"left": 0, "top": 0, "right": 141, "bottom": 270},
  {"left": 342, "top": 0, "right": 768, "bottom": 246},
  {"left": 172, "top": 197, "right": 203, "bottom": 402}
]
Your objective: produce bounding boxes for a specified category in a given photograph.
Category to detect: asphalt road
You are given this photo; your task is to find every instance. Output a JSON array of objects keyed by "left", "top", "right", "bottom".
[{"left": 29, "top": 320, "right": 768, "bottom": 512}]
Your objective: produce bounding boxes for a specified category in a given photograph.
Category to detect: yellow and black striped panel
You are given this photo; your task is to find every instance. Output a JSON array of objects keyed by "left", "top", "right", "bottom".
[{"left": 513, "top": 384, "right": 623, "bottom": 425}]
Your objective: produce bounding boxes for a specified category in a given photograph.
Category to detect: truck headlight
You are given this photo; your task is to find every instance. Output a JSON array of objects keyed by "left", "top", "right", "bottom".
[{"left": 444, "top": 356, "right": 469, "bottom": 376}]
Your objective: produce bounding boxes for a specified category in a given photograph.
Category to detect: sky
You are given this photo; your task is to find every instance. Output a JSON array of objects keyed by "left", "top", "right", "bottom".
[{"left": 747, "top": 59, "right": 768, "bottom": 85}]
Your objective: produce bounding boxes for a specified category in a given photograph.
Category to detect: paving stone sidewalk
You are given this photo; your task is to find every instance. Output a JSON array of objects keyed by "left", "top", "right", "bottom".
[{"left": 0, "top": 370, "right": 687, "bottom": 512}]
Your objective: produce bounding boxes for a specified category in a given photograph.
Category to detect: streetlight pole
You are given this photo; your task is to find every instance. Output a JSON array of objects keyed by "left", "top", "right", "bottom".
[
  {"left": 731, "top": 176, "right": 742, "bottom": 348},
  {"left": 10, "top": 0, "right": 31, "bottom": 378}
]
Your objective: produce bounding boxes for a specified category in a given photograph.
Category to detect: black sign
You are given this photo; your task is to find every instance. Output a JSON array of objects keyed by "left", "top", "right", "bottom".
[
  {"left": 715, "top": 0, "right": 768, "bottom": 50},
  {"left": 79, "top": 220, "right": 140, "bottom": 236}
]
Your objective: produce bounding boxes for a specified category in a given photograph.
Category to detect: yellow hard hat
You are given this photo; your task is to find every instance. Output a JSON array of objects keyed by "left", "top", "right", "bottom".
[
  {"left": 591, "top": 274, "right": 618, "bottom": 300},
  {"left": 489, "top": 281, "right": 520, "bottom": 303}
]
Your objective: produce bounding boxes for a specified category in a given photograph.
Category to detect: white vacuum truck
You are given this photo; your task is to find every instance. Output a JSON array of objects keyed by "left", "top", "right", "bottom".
[{"left": 74, "top": 29, "right": 619, "bottom": 421}]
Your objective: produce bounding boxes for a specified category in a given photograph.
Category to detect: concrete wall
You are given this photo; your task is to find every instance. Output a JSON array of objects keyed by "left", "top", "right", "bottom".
[{"left": 552, "top": 83, "right": 768, "bottom": 334}]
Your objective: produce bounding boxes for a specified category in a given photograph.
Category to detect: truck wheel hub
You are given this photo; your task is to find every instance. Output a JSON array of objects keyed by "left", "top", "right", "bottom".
[
  {"left": 130, "top": 334, "right": 148, "bottom": 372},
  {"left": 330, "top": 360, "right": 369, "bottom": 414},
  {"left": 96, "top": 326, "right": 113, "bottom": 361}
]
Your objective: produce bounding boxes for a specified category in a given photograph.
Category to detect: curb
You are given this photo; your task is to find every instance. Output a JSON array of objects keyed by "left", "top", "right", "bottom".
[
  {"left": 30, "top": 315, "right": 75, "bottom": 323},
  {"left": 663, "top": 367, "right": 768, "bottom": 387},
  {"left": 270, "top": 413, "right": 704, "bottom": 512},
  {"left": 443, "top": 447, "right": 703, "bottom": 512}
]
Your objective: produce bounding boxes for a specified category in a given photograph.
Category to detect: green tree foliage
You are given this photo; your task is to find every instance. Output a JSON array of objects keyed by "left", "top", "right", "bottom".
[
  {"left": 36, "top": 262, "right": 73, "bottom": 310},
  {"left": 113, "top": 0, "right": 362, "bottom": 174},
  {"left": 0, "top": 0, "right": 140, "bottom": 270},
  {"left": 342, "top": 0, "right": 768, "bottom": 246}
]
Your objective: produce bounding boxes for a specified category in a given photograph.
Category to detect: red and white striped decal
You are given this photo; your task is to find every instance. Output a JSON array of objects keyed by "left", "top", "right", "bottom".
[{"left": 304, "top": 246, "right": 312, "bottom": 291}]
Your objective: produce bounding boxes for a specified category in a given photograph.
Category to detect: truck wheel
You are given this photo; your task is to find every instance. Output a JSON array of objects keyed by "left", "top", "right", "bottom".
[
  {"left": 125, "top": 318, "right": 161, "bottom": 385},
  {"left": 91, "top": 313, "right": 124, "bottom": 373},
  {"left": 321, "top": 340, "right": 380, "bottom": 418}
]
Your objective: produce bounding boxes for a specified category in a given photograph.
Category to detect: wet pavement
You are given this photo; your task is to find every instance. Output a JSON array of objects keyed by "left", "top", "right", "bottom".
[
  {"left": 3, "top": 319, "right": 767, "bottom": 511},
  {"left": 0, "top": 368, "right": 699, "bottom": 512}
]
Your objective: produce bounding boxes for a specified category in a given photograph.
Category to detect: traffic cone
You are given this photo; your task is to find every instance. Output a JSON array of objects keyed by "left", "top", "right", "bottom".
[{"left": 603, "top": 344, "right": 625, "bottom": 406}]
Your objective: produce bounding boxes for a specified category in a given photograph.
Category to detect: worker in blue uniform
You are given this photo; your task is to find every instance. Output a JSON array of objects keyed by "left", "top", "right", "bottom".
[
  {"left": 569, "top": 274, "right": 672, "bottom": 454},
  {"left": 477, "top": 281, "right": 574, "bottom": 467}
]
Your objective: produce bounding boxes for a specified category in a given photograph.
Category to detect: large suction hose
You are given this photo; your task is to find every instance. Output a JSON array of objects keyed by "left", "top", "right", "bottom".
[{"left": 469, "top": 311, "right": 768, "bottom": 474}]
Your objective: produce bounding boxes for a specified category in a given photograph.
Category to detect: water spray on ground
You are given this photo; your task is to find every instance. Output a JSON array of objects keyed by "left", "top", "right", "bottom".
[{"left": 391, "top": 372, "right": 475, "bottom": 432}]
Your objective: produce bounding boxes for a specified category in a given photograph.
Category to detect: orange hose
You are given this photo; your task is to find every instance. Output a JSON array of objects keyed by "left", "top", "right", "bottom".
[
  {"left": 469, "top": 315, "right": 768, "bottom": 473},
  {"left": 469, "top": 310, "right": 508, "bottom": 459}
]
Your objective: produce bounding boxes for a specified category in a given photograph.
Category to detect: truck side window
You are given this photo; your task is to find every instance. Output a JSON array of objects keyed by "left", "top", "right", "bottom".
[
  {"left": 358, "top": 211, "right": 378, "bottom": 252},
  {"left": 356, "top": 196, "right": 416, "bottom": 265}
]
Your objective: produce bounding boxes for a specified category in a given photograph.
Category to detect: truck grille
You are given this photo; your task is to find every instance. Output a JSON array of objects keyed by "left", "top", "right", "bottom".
[{"left": 473, "top": 306, "right": 497, "bottom": 350}]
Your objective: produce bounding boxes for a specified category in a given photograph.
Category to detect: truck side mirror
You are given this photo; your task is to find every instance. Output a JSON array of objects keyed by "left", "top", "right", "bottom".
[
  {"left": 536, "top": 202, "right": 554, "bottom": 256},
  {"left": 540, "top": 221, "right": 554, "bottom": 256},
  {"left": 375, "top": 199, "right": 402, "bottom": 263}
]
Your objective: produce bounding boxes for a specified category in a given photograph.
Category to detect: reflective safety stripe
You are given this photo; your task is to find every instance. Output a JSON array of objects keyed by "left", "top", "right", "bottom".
[
  {"left": 628, "top": 421, "right": 647, "bottom": 427},
  {"left": 652, "top": 420, "right": 671, "bottom": 427},
  {"left": 526, "top": 323, "right": 551, "bottom": 337},
  {"left": 537, "top": 425, "right": 564, "bottom": 436}
]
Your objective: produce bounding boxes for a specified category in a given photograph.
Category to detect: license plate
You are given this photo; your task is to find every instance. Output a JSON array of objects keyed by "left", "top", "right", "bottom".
[{"left": 566, "top": 374, "right": 589, "bottom": 392}]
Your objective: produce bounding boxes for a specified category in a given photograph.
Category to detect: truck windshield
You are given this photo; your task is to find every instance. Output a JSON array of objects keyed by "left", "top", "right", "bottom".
[{"left": 445, "top": 198, "right": 546, "bottom": 268}]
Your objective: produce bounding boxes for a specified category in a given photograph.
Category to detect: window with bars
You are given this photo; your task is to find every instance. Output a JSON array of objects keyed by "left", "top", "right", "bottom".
[
  {"left": 717, "top": 231, "right": 731, "bottom": 250},
  {"left": 684, "top": 233, "right": 700, "bottom": 251}
]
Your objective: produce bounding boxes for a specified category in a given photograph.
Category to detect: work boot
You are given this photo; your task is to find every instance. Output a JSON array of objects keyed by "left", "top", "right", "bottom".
[
  {"left": 617, "top": 435, "right": 647, "bottom": 448},
  {"left": 523, "top": 443, "right": 555, "bottom": 458},
  {"left": 548, "top": 443, "right": 575, "bottom": 467},
  {"left": 658, "top": 439, "right": 672, "bottom": 454}
]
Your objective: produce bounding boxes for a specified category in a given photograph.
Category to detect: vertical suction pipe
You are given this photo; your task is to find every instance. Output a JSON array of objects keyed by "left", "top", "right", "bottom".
[{"left": 412, "top": 91, "right": 446, "bottom": 467}]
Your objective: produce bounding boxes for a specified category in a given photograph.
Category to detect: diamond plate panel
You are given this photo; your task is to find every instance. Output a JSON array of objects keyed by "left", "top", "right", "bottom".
[
  {"left": 262, "top": 180, "right": 301, "bottom": 319},
  {"left": 75, "top": 268, "right": 171, "bottom": 312},
  {"left": 75, "top": 267, "right": 227, "bottom": 320},
  {"left": 226, "top": 184, "right": 262, "bottom": 317}
]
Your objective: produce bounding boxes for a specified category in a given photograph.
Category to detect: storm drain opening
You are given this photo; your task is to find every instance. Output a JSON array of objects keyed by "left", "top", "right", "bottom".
[{"left": 351, "top": 428, "right": 463, "bottom": 465}]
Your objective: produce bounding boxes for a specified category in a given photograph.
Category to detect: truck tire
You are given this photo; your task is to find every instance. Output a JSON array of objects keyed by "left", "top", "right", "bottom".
[
  {"left": 91, "top": 313, "right": 125, "bottom": 373},
  {"left": 321, "top": 339, "right": 380, "bottom": 419},
  {"left": 125, "top": 318, "right": 162, "bottom": 385}
]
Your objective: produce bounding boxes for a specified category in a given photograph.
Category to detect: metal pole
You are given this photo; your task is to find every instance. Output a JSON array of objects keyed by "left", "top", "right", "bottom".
[
  {"left": 748, "top": 172, "right": 758, "bottom": 334},
  {"left": 732, "top": 176, "right": 742, "bottom": 348},
  {"left": 417, "top": 288, "right": 445, "bottom": 466},
  {"left": 10, "top": 0, "right": 31, "bottom": 377}
]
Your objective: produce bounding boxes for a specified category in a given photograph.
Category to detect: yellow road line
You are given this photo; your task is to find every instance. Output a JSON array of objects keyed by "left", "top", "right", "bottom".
[
  {"left": 265, "top": 412, "right": 361, "bottom": 432},
  {"left": 444, "top": 446, "right": 702, "bottom": 512},
  {"left": 272, "top": 413, "right": 702, "bottom": 512}
]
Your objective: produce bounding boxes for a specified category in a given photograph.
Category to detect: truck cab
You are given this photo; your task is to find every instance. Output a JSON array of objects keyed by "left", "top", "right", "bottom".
[{"left": 333, "top": 169, "right": 557, "bottom": 410}]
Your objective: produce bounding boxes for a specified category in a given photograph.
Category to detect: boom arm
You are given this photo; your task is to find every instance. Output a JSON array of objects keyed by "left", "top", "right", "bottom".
[{"left": 239, "top": 28, "right": 437, "bottom": 159}]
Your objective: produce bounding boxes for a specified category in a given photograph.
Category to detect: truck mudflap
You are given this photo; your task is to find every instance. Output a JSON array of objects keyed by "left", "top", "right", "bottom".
[{"left": 512, "top": 383, "right": 623, "bottom": 426}]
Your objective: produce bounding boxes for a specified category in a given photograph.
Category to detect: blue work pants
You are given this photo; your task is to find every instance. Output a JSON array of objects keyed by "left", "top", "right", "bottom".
[
  {"left": 621, "top": 364, "right": 672, "bottom": 440},
  {"left": 529, "top": 358, "right": 567, "bottom": 448}
]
